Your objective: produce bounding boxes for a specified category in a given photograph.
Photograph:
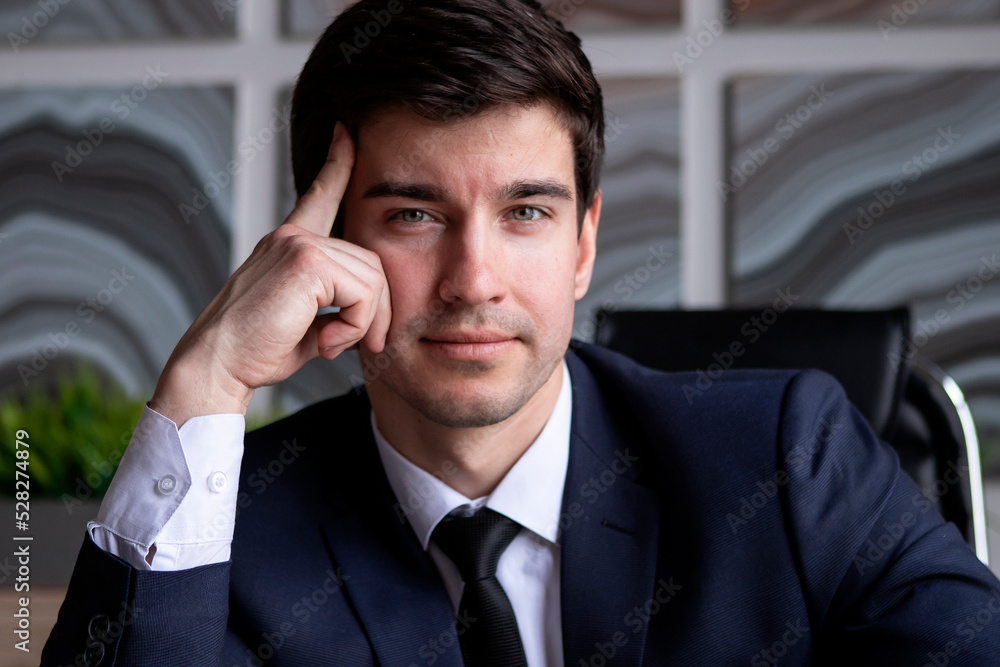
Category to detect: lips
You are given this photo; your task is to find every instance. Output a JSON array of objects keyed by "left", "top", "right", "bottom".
[
  {"left": 421, "top": 331, "right": 518, "bottom": 362},
  {"left": 423, "top": 330, "right": 515, "bottom": 344}
]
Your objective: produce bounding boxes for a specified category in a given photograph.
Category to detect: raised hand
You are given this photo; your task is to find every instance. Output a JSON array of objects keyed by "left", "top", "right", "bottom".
[{"left": 149, "top": 122, "right": 391, "bottom": 426}]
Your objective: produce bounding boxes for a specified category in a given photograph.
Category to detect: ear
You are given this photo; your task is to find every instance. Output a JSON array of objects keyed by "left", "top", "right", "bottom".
[{"left": 574, "top": 188, "right": 601, "bottom": 301}]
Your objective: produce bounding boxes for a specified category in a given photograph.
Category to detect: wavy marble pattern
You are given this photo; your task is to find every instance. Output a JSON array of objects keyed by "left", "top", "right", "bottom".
[
  {"left": 728, "top": 71, "right": 1000, "bottom": 470},
  {"left": 276, "top": 78, "right": 680, "bottom": 412},
  {"left": 281, "top": 0, "right": 679, "bottom": 38},
  {"left": 0, "top": 87, "right": 233, "bottom": 399},
  {"left": 732, "top": 0, "right": 1000, "bottom": 24},
  {"left": 0, "top": 0, "right": 235, "bottom": 48},
  {"left": 575, "top": 78, "right": 680, "bottom": 336}
]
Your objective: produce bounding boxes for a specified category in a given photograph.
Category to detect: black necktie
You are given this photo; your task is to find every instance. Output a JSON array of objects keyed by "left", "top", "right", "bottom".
[{"left": 432, "top": 507, "right": 528, "bottom": 667}]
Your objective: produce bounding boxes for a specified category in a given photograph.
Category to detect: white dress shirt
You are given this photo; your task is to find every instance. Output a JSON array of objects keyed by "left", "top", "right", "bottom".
[{"left": 90, "top": 362, "right": 573, "bottom": 666}]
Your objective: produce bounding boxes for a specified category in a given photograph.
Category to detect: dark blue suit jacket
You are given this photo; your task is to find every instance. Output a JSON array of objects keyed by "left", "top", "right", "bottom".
[{"left": 43, "top": 343, "right": 1000, "bottom": 665}]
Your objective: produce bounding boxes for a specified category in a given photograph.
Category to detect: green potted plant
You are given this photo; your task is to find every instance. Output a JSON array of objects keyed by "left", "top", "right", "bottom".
[{"left": 0, "top": 365, "right": 144, "bottom": 584}]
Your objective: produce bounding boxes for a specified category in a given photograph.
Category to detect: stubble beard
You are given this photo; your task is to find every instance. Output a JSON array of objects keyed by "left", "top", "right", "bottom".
[{"left": 359, "top": 305, "right": 563, "bottom": 428}]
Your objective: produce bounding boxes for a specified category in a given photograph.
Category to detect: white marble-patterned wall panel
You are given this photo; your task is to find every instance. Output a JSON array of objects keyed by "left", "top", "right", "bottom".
[
  {"left": 281, "top": 0, "right": 680, "bottom": 38},
  {"left": 1, "top": 0, "right": 235, "bottom": 51},
  {"left": 0, "top": 86, "right": 234, "bottom": 399},
  {"left": 575, "top": 78, "right": 680, "bottom": 340},
  {"left": 732, "top": 0, "right": 1000, "bottom": 25}
]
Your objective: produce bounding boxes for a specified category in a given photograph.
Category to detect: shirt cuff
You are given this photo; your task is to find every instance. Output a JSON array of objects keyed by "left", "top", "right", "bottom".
[{"left": 90, "top": 404, "right": 244, "bottom": 571}]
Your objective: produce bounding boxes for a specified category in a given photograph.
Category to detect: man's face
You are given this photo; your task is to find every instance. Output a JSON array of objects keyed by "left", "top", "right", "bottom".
[{"left": 343, "top": 103, "right": 599, "bottom": 428}]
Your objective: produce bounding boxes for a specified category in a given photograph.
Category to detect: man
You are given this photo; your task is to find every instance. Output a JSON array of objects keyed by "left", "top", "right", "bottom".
[{"left": 43, "top": 0, "right": 1000, "bottom": 665}]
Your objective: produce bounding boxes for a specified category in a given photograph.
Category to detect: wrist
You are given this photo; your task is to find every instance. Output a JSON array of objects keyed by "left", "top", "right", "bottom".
[{"left": 150, "top": 344, "right": 253, "bottom": 427}]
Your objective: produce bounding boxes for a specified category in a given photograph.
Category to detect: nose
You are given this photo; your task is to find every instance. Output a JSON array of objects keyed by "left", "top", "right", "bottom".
[{"left": 437, "top": 219, "right": 508, "bottom": 306}]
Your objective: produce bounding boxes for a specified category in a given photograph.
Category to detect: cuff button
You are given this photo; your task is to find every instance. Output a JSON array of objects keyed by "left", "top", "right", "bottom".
[
  {"left": 83, "top": 639, "right": 106, "bottom": 666},
  {"left": 88, "top": 613, "right": 110, "bottom": 641},
  {"left": 156, "top": 474, "right": 177, "bottom": 495},
  {"left": 208, "top": 471, "right": 227, "bottom": 493}
]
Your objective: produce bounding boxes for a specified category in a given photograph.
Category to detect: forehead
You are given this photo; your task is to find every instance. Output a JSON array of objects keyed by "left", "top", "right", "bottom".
[{"left": 352, "top": 103, "right": 576, "bottom": 199}]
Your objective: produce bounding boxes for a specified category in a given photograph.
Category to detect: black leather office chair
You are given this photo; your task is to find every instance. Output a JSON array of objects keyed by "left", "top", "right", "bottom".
[{"left": 593, "top": 307, "right": 988, "bottom": 563}]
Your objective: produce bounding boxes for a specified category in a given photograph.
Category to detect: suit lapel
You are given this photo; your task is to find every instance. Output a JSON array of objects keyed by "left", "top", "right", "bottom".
[
  {"left": 319, "top": 395, "right": 462, "bottom": 667},
  {"left": 323, "top": 514, "right": 462, "bottom": 667},
  {"left": 560, "top": 350, "right": 662, "bottom": 666}
]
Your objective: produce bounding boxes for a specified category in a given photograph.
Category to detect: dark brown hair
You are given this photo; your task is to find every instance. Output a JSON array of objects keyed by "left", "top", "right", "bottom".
[{"left": 290, "top": 0, "right": 604, "bottom": 233}]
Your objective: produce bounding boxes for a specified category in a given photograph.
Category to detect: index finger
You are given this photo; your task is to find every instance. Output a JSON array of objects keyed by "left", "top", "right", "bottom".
[{"left": 284, "top": 121, "right": 355, "bottom": 237}]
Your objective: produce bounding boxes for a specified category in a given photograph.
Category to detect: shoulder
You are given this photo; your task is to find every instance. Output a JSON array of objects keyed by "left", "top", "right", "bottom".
[
  {"left": 566, "top": 339, "right": 844, "bottom": 422},
  {"left": 245, "top": 388, "right": 369, "bottom": 446},
  {"left": 236, "top": 389, "right": 377, "bottom": 525},
  {"left": 564, "top": 341, "right": 858, "bottom": 493},
  {"left": 242, "top": 389, "right": 370, "bottom": 470}
]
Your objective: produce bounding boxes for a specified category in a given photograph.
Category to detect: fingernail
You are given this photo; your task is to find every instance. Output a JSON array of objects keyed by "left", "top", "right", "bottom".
[{"left": 332, "top": 121, "right": 345, "bottom": 143}]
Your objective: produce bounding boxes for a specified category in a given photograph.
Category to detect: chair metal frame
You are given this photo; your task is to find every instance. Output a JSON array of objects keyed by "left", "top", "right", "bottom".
[{"left": 916, "top": 360, "right": 990, "bottom": 564}]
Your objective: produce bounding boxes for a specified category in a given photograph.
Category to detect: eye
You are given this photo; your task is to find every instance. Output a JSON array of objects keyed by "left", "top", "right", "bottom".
[
  {"left": 396, "top": 210, "right": 431, "bottom": 223},
  {"left": 510, "top": 206, "right": 544, "bottom": 221}
]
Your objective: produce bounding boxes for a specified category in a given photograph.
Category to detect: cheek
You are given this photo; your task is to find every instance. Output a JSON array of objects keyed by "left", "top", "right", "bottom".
[
  {"left": 379, "top": 247, "right": 435, "bottom": 313},
  {"left": 513, "top": 246, "right": 578, "bottom": 325}
]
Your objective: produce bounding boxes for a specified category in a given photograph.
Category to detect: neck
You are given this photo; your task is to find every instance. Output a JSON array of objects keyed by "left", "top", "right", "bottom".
[{"left": 369, "top": 363, "right": 564, "bottom": 499}]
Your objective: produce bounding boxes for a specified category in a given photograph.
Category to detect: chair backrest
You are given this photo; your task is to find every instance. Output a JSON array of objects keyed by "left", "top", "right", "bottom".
[
  {"left": 593, "top": 307, "right": 987, "bottom": 561},
  {"left": 594, "top": 308, "right": 911, "bottom": 439}
]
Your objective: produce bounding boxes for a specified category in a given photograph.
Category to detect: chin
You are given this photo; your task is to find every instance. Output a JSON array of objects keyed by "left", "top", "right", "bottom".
[
  {"left": 405, "top": 382, "right": 531, "bottom": 428},
  {"left": 362, "top": 339, "right": 563, "bottom": 428}
]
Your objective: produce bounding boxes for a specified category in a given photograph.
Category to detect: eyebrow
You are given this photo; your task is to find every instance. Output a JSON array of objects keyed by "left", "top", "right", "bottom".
[
  {"left": 361, "top": 178, "right": 574, "bottom": 203},
  {"left": 497, "top": 179, "right": 574, "bottom": 202},
  {"left": 362, "top": 181, "right": 446, "bottom": 202}
]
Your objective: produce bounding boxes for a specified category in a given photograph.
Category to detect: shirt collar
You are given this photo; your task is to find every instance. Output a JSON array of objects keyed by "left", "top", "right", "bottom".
[{"left": 373, "top": 360, "right": 572, "bottom": 550}]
